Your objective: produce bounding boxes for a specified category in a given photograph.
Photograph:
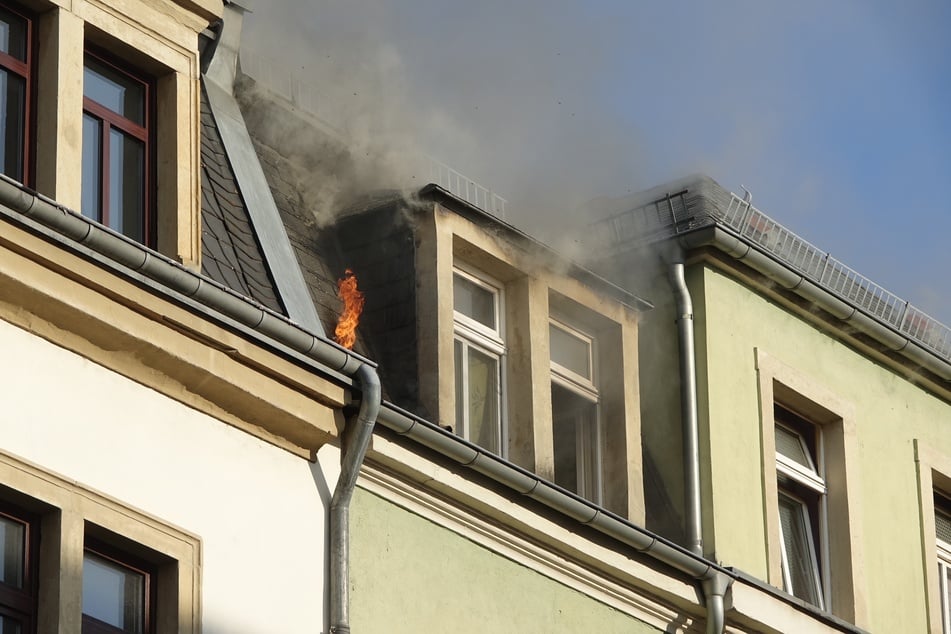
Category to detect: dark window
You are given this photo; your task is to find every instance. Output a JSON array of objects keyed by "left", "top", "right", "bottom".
[
  {"left": 81, "top": 51, "right": 152, "bottom": 246},
  {"left": 551, "top": 383, "right": 600, "bottom": 500},
  {"left": 0, "top": 503, "right": 37, "bottom": 634},
  {"left": 82, "top": 541, "right": 154, "bottom": 634},
  {"left": 0, "top": 2, "right": 31, "bottom": 183}
]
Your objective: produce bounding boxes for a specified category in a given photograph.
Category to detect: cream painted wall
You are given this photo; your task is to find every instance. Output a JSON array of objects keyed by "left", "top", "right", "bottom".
[
  {"left": 694, "top": 265, "right": 951, "bottom": 633},
  {"left": 349, "top": 487, "right": 663, "bottom": 634},
  {"left": 0, "top": 318, "right": 334, "bottom": 634}
]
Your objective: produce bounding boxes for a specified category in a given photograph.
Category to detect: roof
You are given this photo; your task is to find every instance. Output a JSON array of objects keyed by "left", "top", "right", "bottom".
[
  {"left": 199, "top": 83, "right": 284, "bottom": 314},
  {"left": 587, "top": 175, "right": 951, "bottom": 385}
]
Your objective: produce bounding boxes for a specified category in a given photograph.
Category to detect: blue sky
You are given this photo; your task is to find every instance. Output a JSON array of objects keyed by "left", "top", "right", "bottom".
[{"left": 244, "top": 0, "right": 950, "bottom": 323}]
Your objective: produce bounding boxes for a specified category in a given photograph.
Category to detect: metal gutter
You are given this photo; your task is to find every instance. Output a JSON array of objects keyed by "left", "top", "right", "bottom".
[
  {"left": 330, "top": 364, "right": 381, "bottom": 634},
  {"left": 0, "top": 173, "right": 385, "bottom": 632},
  {"left": 588, "top": 177, "right": 951, "bottom": 385},
  {"left": 0, "top": 174, "right": 366, "bottom": 378},
  {"left": 203, "top": 2, "right": 325, "bottom": 335},
  {"left": 679, "top": 225, "right": 951, "bottom": 383},
  {"left": 0, "top": 169, "right": 748, "bottom": 631},
  {"left": 0, "top": 172, "right": 736, "bottom": 629},
  {"left": 374, "top": 400, "right": 735, "bottom": 632}
]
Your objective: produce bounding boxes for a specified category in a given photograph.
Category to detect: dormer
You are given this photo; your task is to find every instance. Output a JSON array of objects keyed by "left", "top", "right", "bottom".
[
  {"left": 4, "top": 0, "right": 221, "bottom": 268},
  {"left": 329, "top": 187, "right": 652, "bottom": 522}
]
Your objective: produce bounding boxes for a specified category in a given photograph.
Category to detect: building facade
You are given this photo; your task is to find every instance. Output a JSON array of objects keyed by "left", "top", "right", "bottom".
[
  {"left": 587, "top": 175, "right": 951, "bottom": 633},
  {"left": 0, "top": 1, "right": 949, "bottom": 633}
]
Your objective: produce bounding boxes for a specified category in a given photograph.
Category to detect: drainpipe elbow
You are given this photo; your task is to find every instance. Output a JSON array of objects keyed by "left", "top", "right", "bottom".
[
  {"left": 701, "top": 572, "right": 732, "bottom": 634},
  {"left": 329, "top": 363, "right": 381, "bottom": 634}
]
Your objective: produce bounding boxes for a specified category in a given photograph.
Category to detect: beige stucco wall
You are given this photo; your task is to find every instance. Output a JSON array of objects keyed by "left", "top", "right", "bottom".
[
  {"left": 349, "top": 487, "right": 663, "bottom": 634},
  {"left": 417, "top": 203, "right": 645, "bottom": 522},
  {"left": 692, "top": 263, "right": 951, "bottom": 632},
  {"left": 0, "top": 316, "right": 335, "bottom": 633}
]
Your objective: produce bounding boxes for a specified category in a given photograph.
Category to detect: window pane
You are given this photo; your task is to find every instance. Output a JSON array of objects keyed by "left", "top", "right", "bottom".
[
  {"left": 778, "top": 493, "right": 822, "bottom": 607},
  {"left": 0, "top": 515, "right": 24, "bottom": 588},
  {"left": 109, "top": 128, "right": 144, "bottom": 241},
  {"left": 775, "top": 424, "right": 814, "bottom": 470},
  {"left": 82, "top": 114, "right": 102, "bottom": 222},
  {"left": 467, "top": 346, "right": 499, "bottom": 452},
  {"left": 83, "top": 552, "right": 145, "bottom": 634},
  {"left": 453, "top": 273, "right": 496, "bottom": 330},
  {"left": 0, "top": 8, "right": 27, "bottom": 62},
  {"left": 0, "top": 68, "right": 24, "bottom": 180},
  {"left": 552, "top": 383, "right": 598, "bottom": 498},
  {"left": 0, "top": 615, "right": 21, "bottom": 634},
  {"left": 84, "top": 58, "right": 145, "bottom": 125},
  {"left": 549, "top": 323, "right": 591, "bottom": 379},
  {"left": 937, "top": 506, "right": 951, "bottom": 545}
]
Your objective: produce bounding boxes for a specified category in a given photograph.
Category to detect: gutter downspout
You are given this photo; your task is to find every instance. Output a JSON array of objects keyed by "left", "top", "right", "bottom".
[
  {"left": 669, "top": 258, "right": 726, "bottom": 632},
  {"left": 702, "top": 572, "right": 730, "bottom": 634},
  {"left": 329, "top": 364, "right": 382, "bottom": 634},
  {"left": 669, "top": 260, "right": 703, "bottom": 558}
]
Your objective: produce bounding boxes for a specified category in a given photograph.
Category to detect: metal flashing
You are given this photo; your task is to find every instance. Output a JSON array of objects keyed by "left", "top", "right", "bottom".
[{"left": 203, "top": 3, "right": 325, "bottom": 335}]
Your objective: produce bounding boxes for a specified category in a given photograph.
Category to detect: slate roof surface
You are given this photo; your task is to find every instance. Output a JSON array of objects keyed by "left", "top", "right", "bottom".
[
  {"left": 244, "top": 123, "right": 373, "bottom": 360},
  {"left": 199, "top": 82, "right": 285, "bottom": 315}
]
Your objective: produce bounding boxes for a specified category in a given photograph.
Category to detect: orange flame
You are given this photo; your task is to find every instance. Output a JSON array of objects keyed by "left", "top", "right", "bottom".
[{"left": 334, "top": 268, "right": 365, "bottom": 350}]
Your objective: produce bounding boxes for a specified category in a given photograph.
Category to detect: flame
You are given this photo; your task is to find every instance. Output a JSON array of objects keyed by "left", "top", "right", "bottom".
[{"left": 334, "top": 268, "right": 365, "bottom": 350}]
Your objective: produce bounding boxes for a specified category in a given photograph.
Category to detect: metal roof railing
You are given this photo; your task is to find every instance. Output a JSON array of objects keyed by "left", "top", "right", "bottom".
[
  {"left": 428, "top": 160, "right": 507, "bottom": 220},
  {"left": 592, "top": 189, "right": 951, "bottom": 363}
]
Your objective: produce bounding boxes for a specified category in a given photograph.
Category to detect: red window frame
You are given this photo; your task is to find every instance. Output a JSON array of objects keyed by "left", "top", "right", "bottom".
[
  {"left": 0, "top": 1, "right": 33, "bottom": 185},
  {"left": 82, "top": 48, "right": 155, "bottom": 247},
  {"left": 0, "top": 501, "right": 38, "bottom": 634},
  {"left": 82, "top": 538, "right": 156, "bottom": 634}
]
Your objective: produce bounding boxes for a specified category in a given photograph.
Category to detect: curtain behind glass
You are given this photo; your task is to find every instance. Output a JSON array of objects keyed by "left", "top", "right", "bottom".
[{"left": 778, "top": 493, "right": 822, "bottom": 607}]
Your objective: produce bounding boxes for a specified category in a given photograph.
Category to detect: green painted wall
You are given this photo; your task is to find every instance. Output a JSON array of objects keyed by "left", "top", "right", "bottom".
[
  {"left": 693, "top": 264, "right": 951, "bottom": 632},
  {"left": 350, "top": 488, "right": 664, "bottom": 634}
]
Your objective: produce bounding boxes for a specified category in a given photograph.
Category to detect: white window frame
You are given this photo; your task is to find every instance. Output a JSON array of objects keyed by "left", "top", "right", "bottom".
[
  {"left": 549, "top": 318, "right": 602, "bottom": 503},
  {"left": 936, "top": 502, "right": 951, "bottom": 634},
  {"left": 453, "top": 266, "right": 506, "bottom": 455},
  {"left": 549, "top": 319, "right": 598, "bottom": 400},
  {"left": 775, "top": 418, "right": 829, "bottom": 610}
]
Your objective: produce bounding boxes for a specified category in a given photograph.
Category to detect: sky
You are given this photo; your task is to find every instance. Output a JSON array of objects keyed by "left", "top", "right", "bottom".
[{"left": 240, "top": 0, "right": 951, "bottom": 324}]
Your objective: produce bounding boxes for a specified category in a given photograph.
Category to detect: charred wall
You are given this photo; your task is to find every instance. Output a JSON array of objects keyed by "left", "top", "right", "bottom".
[{"left": 332, "top": 204, "right": 422, "bottom": 414}]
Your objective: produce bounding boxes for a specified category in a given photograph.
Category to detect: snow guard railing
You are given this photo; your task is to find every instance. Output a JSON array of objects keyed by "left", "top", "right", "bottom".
[{"left": 590, "top": 188, "right": 951, "bottom": 362}]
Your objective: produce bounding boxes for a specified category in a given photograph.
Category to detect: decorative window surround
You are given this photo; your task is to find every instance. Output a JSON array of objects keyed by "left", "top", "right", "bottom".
[
  {"left": 0, "top": 449, "right": 200, "bottom": 634},
  {"left": 755, "top": 349, "right": 868, "bottom": 627},
  {"left": 913, "top": 440, "right": 951, "bottom": 634},
  {"left": 33, "top": 0, "right": 219, "bottom": 268}
]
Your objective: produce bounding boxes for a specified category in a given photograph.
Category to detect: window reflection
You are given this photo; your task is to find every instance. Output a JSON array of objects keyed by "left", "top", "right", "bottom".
[{"left": 82, "top": 551, "right": 145, "bottom": 634}]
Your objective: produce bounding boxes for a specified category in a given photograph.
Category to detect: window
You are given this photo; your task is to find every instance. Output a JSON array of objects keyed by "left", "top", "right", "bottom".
[
  {"left": 550, "top": 319, "right": 601, "bottom": 503},
  {"left": 82, "top": 50, "right": 152, "bottom": 245},
  {"left": 0, "top": 452, "right": 200, "bottom": 633},
  {"left": 775, "top": 404, "right": 826, "bottom": 608},
  {"left": 83, "top": 540, "right": 154, "bottom": 634},
  {"left": 936, "top": 495, "right": 951, "bottom": 634},
  {"left": 0, "top": 503, "right": 35, "bottom": 634},
  {"left": 453, "top": 267, "right": 504, "bottom": 454},
  {"left": 0, "top": 2, "right": 31, "bottom": 182},
  {"left": 756, "top": 351, "right": 866, "bottom": 624}
]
